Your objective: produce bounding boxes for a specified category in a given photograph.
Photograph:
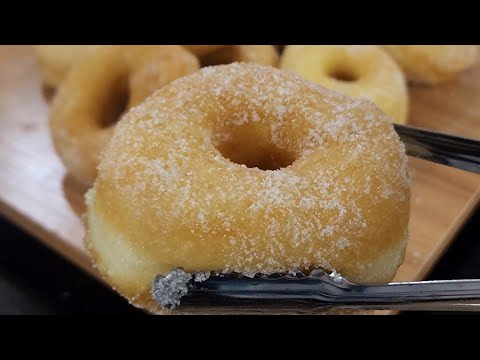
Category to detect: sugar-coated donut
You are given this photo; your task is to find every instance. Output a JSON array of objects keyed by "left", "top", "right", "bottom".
[
  {"left": 50, "top": 45, "right": 199, "bottom": 187},
  {"left": 201, "top": 45, "right": 279, "bottom": 67},
  {"left": 33, "top": 45, "right": 103, "bottom": 88},
  {"left": 382, "top": 45, "right": 478, "bottom": 85},
  {"left": 183, "top": 45, "right": 225, "bottom": 56},
  {"left": 85, "top": 63, "right": 410, "bottom": 313},
  {"left": 279, "top": 45, "right": 409, "bottom": 124}
]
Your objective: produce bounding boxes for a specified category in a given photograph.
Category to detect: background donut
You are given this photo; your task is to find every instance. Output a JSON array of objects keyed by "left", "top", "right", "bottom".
[
  {"left": 280, "top": 45, "right": 409, "bottom": 124},
  {"left": 33, "top": 45, "right": 103, "bottom": 88},
  {"left": 382, "top": 45, "right": 478, "bottom": 85},
  {"left": 183, "top": 45, "right": 226, "bottom": 56},
  {"left": 49, "top": 45, "right": 200, "bottom": 187},
  {"left": 200, "top": 45, "right": 279, "bottom": 67}
]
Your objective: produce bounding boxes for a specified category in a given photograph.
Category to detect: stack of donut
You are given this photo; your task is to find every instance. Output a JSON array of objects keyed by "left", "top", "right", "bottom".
[{"left": 33, "top": 44, "right": 476, "bottom": 314}]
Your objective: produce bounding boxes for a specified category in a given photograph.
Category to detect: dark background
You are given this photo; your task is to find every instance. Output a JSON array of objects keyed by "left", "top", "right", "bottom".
[{"left": 1, "top": 204, "right": 479, "bottom": 315}]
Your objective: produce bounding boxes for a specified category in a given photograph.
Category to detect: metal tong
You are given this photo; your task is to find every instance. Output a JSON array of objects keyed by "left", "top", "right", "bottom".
[
  {"left": 152, "top": 124, "right": 480, "bottom": 313},
  {"left": 153, "top": 269, "right": 480, "bottom": 314},
  {"left": 394, "top": 123, "right": 480, "bottom": 174}
]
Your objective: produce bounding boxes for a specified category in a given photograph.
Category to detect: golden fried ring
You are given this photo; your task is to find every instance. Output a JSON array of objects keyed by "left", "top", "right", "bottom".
[
  {"left": 85, "top": 63, "right": 410, "bottom": 313},
  {"left": 50, "top": 45, "right": 200, "bottom": 187},
  {"left": 280, "top": 45, "right": 409, "bottom": 124}
]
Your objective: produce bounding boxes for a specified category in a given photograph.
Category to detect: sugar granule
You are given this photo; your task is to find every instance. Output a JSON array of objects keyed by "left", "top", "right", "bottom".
[{"left": 152, "top": 268, "right": 192, "bottom": 309}]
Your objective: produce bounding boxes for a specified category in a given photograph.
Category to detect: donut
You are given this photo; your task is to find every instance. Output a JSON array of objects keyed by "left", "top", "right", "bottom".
[
  {"left": 85, "top": 63, "right": 410, "bottom": 313},
  {"left": 33, "top": 45, "right": 103, "bottom": 88},
  {"left": 50, "top": 45, "right": 199, "bottom": 187},
  {"left": 382, "top": 45, "right": 478, "bottom": 85},
  {"left": 279, "top": 45, "right": 409, "bottom": 124},
  {"left": 201, "top": 45, "right": 279, "bottom": 67},
  {"left": 183, "top": 45, "right": 226, "bottom": 56}
]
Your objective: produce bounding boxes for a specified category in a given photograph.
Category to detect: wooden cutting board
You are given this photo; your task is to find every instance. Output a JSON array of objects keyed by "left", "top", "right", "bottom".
[{"left": 0, "top": 46, "right": 479, "bottom": 310}]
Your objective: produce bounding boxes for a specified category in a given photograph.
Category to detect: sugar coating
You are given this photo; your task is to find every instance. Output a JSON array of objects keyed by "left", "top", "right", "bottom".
[
  {"left": 152, "top": 268, "right": 192, "bottom": 308},
  {"left": 94, "top": 63, "right": 410, "bottom": 283},
  {"left": 193, "top": 272, "right": 211, "bottom": 282}
]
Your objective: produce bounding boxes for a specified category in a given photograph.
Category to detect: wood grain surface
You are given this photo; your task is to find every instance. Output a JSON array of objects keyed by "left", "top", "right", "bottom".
[{"left": 0, "top": 45, "right": 479, "bottom": 312}]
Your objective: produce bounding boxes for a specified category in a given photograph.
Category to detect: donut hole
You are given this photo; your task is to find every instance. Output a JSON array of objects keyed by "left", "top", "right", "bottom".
[
  {"left": 98, "top": 82, "right": 130, "bottom": 128},
  {"left": 215, "top": 129, "right": 296, "bottom": 171},
  {"left": 218, "top": 141, "right": 295, "bottom": 171},
  {"left": 327, "top": 66, "right": 359, "bottom": 82}
]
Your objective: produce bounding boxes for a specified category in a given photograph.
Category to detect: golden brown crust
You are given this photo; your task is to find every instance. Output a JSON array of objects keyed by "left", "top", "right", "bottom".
[
  {"left": 49, "top": 45, "right": 200, "bottom": 187},
  {"left": 33, "top": 45, "right": 103, "bottom": 88},
  {"left": 201, "top": 45, "right": 279, "bottom": 67},
  {"left": 86, "top": 63, "right": 410, "bottom": 312},
  {"left": 382, "top": 45, "right": 478, "bottom": 85},
  {"left": 279, "top": 45, "right": 409, "bottom": 124}
]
